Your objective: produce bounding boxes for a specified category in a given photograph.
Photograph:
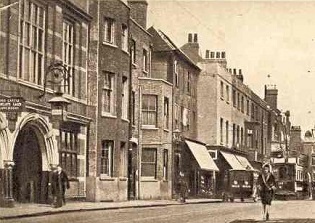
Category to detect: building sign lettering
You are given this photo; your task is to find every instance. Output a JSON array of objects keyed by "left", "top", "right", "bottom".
[{"left": 0, "top": 97, "right": 25, "bottom": 112}]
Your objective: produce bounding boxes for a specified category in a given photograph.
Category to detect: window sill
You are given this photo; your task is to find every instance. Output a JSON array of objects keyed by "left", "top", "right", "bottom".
[
  {"left": 141, "top": 178, "right": 158, "bottom": 182},
  {"left": 101, "top": 113, "right": 117, "bottom": 119},
  {"left": 122, "top": 49, "right": 129, "bottom": 55},
  {"left": 121, "top": 118, "right": 130, "bottom": 123},
  {"left": 68, "top": 178, "right": 79, "bottom": 182},
  {"left": 142, "top": 126, "right": 158, "bottom": 130},
  {"left": 220, "top": 97, "right": 224, "bottom": 101},
  {"left": 102, "top": 42, "right": 118, "bottom": 48},
  {"left": 226, "top": 101, "right": 230, "bottom": 105},
  {"left": 132, "top": 63, "right": 137, "bottom": 69},
  {"left": 163, "top": 128, "right": 170, "bottom": 132},
  {"left": 99, "top": 175, "right": 115, "bottom": 181},
  {"left": 119, "top": 177, "right": 128, "bottom": 181},
  {"left": 142, "top": 70, "right": 149, "bottom": 76}
]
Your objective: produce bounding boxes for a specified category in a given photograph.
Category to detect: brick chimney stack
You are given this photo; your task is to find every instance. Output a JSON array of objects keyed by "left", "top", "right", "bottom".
[
  {"left": 264, "top": 85, "right": 278, "bottom": 109},
  {"left": 128, "top": 0, "right": 148, "bottom": 29},
  {"left": 180, "top": 33, "right": 201, "bottom": 63}
]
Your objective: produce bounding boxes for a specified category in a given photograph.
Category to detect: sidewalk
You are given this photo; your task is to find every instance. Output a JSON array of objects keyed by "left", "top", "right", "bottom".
[
  {"left": 0, "top": 198, "right": 222, "bottom": 220},
  {"left": 231, "top": 219, "right": 315, "bottom": 223}
]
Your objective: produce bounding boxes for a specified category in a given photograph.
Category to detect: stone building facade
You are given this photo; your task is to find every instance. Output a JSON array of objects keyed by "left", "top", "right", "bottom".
[{"left": 0, "top": 0, "right": 91, "bottom": 206}]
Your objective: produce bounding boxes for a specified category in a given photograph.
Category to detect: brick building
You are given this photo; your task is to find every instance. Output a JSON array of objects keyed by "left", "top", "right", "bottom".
[
  {"left": 86, "top": 0, "right": 131, "bottom": 202},
  {"left": 0, "top": 0, "right": 91, "bottom": 206}
]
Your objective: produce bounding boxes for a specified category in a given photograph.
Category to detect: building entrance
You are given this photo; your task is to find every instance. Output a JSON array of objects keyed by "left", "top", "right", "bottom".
[{"left": 13, "top": 125, "right": 43, "bottom": 203}]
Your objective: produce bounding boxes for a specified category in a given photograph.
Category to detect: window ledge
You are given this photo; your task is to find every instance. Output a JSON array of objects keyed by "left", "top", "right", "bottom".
[
  {"left": 132, "top": 63, "right": 138, "bottom": 68},
  {"left": 163, "top": 128, "right": 170, "bottom": 132},
  {"left": 220, "top": 97, "right": 224, "bottom": 101},
  {"left": 142, "top": 126, "right": 158, "bottom": 130},
  {"left": 121, "top": 118, "right": 130, "bottom": 123},
  {"left": 141, "top": 178, "right": 158, "bottom": 182},
  {"left": 101, "top": 113, "right": 117, "bottom": 119},
  {"left": 142, "top": 70, "right": 149, "bottom": 75},
  {"left": 122, "top": 49, "right": 129, "bottom": 55},
  {"left": 119, "top": 177, "right": 128, "bottom": 181},
  {"left": 99, "top": 175, "right": 115, "bottom": 181},
  {"left": 102, "top": 42, "right": 118, "bottom": 48}
]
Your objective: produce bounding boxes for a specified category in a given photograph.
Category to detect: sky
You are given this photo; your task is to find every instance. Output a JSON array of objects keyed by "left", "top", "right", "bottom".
[{"left": 147, "top": 0, "right": 315, "bottom": 134}]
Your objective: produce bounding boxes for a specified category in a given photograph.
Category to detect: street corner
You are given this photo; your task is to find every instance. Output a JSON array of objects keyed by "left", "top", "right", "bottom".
[{"left": 230, "top": 219, "right": 315, "bottom": 223}]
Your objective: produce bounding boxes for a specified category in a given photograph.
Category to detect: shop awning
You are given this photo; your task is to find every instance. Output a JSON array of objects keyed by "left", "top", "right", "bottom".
[
  {"left": 185, "top": 140, "right": 219, "bottom": 171},
  {"left": 235, "top": 155, "right": 254, "bottom": 170},
  {"left": 220, "top": 151, "right": 246, "bottom": 170}
]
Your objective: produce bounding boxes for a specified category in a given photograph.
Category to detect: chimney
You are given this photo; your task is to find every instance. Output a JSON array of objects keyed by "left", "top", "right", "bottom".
[
  {"left": 264, "top": 85, "right": 278, "bottom": 109},
  {"left": 205, "top": 50, "right": 210, "bottom": 59},
  {"left": 239, "top": 69, "right": 242, "bottom": 75},
  {"left": 128, "top": 0, "right": 148, "bottom": 29},
  {"left": 210, "top": 52, "right": 215, "bottom": 58},
  {"left": 221, "top": 52, "right": 226, "bottom": 59},
  {"left": 233, "top": 69, "right": 237, "bottom": 75},
  {"left": 188, "top": 33, "right": 193, "bottom": 43},
  {"left": 216, "top": 52, "right": 220, "bottom": 59},
  {"left": 193, "top": 33, "right": 198, "bottom": 43}
]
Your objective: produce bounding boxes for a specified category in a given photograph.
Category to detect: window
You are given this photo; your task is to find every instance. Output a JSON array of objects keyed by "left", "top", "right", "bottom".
[
  {"left": 174, "top": 104, "right": 180, "bottom": 129},
  {"left": 246, "top": 99, "right": 250, "bottom": 115},
  {"left": 187, "top": 72, "right": 191, "bottom": 94},
  {"left": 104, "top": 17, "right": 115, "bottom": 44},
  {"left": 164, "top": 97, "right": 169, "bottom": 129},
  {"left": 174, "top": 60, "right": 178, "bottom": 87},
  {"left": 121, "top": 76, "right": 128, "bottom": 119},
  {"left": 19, "top": 0, "right": 45, "bottom": 85},
  {"left": 226, "top": 85, "right": 230, "bottom": 102},
  {"left": 141, "top": 148, "right": 157, "bottom": 178},
  {"left": 232, "top": 124, "right": 236, "bottom": 146},
  {"left": 220, "top": 81, "right": 224, "bottom": 99},
  {"left": 131, "top": 39, "right": 136, "bottom": 64},
  {"left": 62, "top": 20, "right": 75, "bottom": 95},
  {"left": 121, "top": 24, "right": 128, "bottom": 51},
  {"left": 143, "top": 48, "right": 148, "bottom": 74},
  {"left": 237, "top": 92, "right": 240, "bottom": 110},
  {"left": 182, "top": 107, "right": 189, "bottom": 130},
  {"left": 236, "top": 125, "right": 240, "bottom": 146},
  {"left": 132, "top": 91, "right": 135, "bottom": 125},
  {"left": 101, "top": 140, "right": 114, "bottom": 176},
  {"left": 163, "top": 149, "right": 168, "bottom": 180},
  {"left": 59, "top": 129, "right": 78, "bottom": 178},
  {"left": 312, "top": 156, "right": 315, "bottom": 166},
  {"left": 241, "top": 127, "right": 244, "bottom": 146},
  {"left": 226, "top": 121, "right": 229, "bottom": 145},
  {"left": 120, "top": 142, "right": 127, "bottom": 177},
  {"left": 251, "top": 103, "right": 255, "bottom": 119},
  {"left": 232, "top": 89, "right": 236, "bottom": 107},
  {"left": 142, "top": 95, "right": 157, "bottom": 126},
  {"left": 102, "top": 71, "right": 116, "bottom": 115},
  {"left": 240, "top": 96, "right": 243, "bottom": 112},
  {"left": 220, "top": 118, "right": 223, "bottom": 144}
]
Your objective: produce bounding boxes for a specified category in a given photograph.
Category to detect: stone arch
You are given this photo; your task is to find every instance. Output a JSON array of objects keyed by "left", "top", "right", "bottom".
[{"left": 9, "top": 113, "right": 58, "bottom": 171}]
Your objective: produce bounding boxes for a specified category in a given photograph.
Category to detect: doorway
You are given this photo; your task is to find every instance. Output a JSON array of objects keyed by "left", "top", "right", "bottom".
[{"left": 13, "top": 125, "right": 43, "bottom": 203}]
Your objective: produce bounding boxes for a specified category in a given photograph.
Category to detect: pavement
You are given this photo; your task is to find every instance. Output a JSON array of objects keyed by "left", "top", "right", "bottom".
[
  {"left": 0, "top": 198, "right": 222, "bottom": 220},
  {"left": 231, "top": 220, "right": 315, "bottom": 223}
]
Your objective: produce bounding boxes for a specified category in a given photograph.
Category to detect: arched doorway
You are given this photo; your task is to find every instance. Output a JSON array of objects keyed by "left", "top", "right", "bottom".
[{"left": 13, "top": 124, "right": 44, "bottom": 203}]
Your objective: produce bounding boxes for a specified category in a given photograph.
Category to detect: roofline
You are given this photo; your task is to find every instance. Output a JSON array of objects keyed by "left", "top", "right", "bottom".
[{"left": 130, "top": 18, "right": 152, "bottom": 37}]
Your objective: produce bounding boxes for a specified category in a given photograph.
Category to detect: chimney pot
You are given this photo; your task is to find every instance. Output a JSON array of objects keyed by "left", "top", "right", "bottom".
[
  {"left": 233, "top": 69, "right": 237, "bottom": 75},
  {"left": 216, "top": 52, "right": 220, "bottom": 59},
  {"left": 239, "top": 69, "right": 242, "bottom": 75},
  {"left": 221, "top": 52, "right": 226, "bottom": 59},
  {"left": 193, "top": 33, "right": 198, "bottom": 43},
  {"left": 205, "top": 50, "right": 210, "bottom": 59},
  {"left": 210, "top": 52, "right": 215, "bottom": 58},
  {"left": 188, "top": 33, "right": 193, "bottom": 43}
]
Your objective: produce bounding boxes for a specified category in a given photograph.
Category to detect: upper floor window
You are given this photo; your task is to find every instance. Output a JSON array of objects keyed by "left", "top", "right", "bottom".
[
  {"left": 246, "top": 99, "right": 250, "bottom": 115},
  {"left": 220, "top": 118, "right": 223, "bottom": 144},
  {"left": 101, "top": 140, "right": 114, "bottom": 176},
  {"left": 143, "top": 48, "right": 149, "bottom": 74},
  {"left": 131, "top": 39, "right": 136, "bottom": 64},
  {"left": 241, "top": 96, "right": 244, "bottom": 113},
  {"left": 102, "top": 71, "right": 116, "bottom": 115},
  {"left": 163, "top": 149, "right": 168, "bottom": 180},
  {"left": 142, "top": 94, "right": 157, "bottom": 127},
  {"left": 220, "top": 81, "right": 224, "bottom": 99},
  {"left": 187, "top": 72, "right": 191, "bottom": 94},
  {"left": 104, "top": 17, "right": 115, "bottom": 44},
  {"left": 62, "top": 19, "right": 75, "bottom": 95},
  {"left": 121, "top": 76, "right": 128, "bottom": 119},
  {"left": 121, "top": 24, "right": 128, "bottom": 52},
  {"left": 226, "top": 85, "right": 230, "bottom": 102},
  {"left": 232, "top": 89, "right": 236, "bottom": 107},
  {"left": 19, "top": 0, "right": 45, "bottom": 85},
  {"left": 174, "top": 60, "right": 179, "bottom": 87},
  {"left": 164, "top": 97, "right": 169, "bottom": 129}
]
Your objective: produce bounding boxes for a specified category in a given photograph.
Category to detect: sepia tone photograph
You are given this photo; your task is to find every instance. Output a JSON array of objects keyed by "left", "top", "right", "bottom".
[{"left": 0, "top": 0, "right": 315, "bottom": 222}]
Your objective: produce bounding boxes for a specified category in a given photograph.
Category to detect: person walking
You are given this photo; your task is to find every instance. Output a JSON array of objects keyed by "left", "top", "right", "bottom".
[
  {"left": 178, "top": 171, "right": 188, "bottom": 203},
  {"left": 51, "top": 165, "right": 70, "bottom": 208},
  {"left": 257, "top": 163, "right": 276, "bottom": 221}
]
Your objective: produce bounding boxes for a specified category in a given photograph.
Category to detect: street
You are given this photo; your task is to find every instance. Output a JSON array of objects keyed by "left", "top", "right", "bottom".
[{"left": 2, "top": 200, "right": 315, "bottom": 223}]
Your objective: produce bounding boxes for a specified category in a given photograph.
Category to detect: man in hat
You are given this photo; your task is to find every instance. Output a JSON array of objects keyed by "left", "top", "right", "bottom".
[{"left": 51, "top": 165, "right": 70, "bottom": 208}]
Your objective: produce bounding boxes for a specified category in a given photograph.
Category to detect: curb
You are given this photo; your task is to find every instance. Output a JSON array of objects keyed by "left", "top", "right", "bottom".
[{"left": 0, "top": 200, "right": 222, "bottom": 220}]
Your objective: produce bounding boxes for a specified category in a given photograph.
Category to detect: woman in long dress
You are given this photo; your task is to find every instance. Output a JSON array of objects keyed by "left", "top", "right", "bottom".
[{"left": 257, "top": 164, "right": 276, "bottom": 221}]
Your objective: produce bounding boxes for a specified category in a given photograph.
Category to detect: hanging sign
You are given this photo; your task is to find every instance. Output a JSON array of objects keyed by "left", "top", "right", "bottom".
[{"left": 0, "top": 97, "right": 25, "bottom": 112}]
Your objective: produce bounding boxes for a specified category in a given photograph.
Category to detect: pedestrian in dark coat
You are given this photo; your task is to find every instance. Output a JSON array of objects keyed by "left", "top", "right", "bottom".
[
  {"left": 257, "top": 164, "right": 276, "bottom": 221},
  {"left": 51, "top": 165, "right": 70, "bottom": 208},
  {"left": 178, "top": 172, "right": 188, "bottom": 203}
]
